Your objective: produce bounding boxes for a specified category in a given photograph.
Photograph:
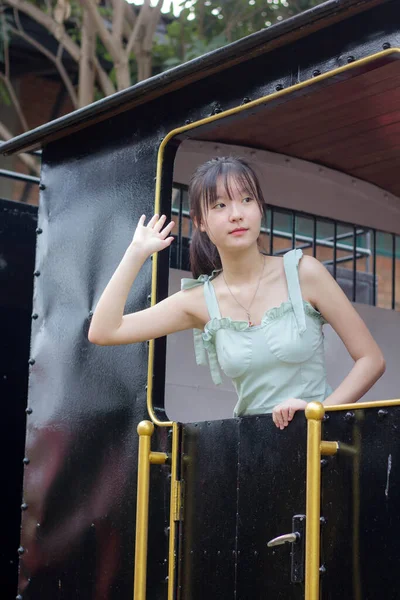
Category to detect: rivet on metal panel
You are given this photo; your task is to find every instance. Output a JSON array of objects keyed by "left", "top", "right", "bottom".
[
  {"left": 39, "top": 183, "right": 46, "bottom": 190},
  {"left": 28, "top": 359, "right": 35, "bottom": 365},
  {"left": 25, "top": 408, "right": 32, "bottom": 415},
  {"left": 323, "top": 413, "right": 329, "bottom": 421},
  {"left": 383, "top": 42, "right": 391, "bottom": 50},
  {"left": 319, "top": 565, "right": 326, "bottom": 575},
  {"left": 346, "top": 56, "right": 355, "bottom": 63},
  {"left": 17, "top": 546, "right": 25, "bottom": 555},
  {"left": 185, "top": 119, "right": 192, "bottom": 125},
  {"left": 241, "top": 97, "right": 251, "bottom": 104},
  {"left": 147, "top": 294, "right": 151, "bottom": 301},
  {"left": 33, "top": 270, "right": 40, "bottom": 277},
  {"left": 320, "top": 516, "right": 327, "bottom": 525},
  {"left": 31, "top": 313, "right": 38, "bottom": 320},
  {"left": 378, "top": 409, "right": 388, "bottom": 419},
  {"left": 36, "top": 523, "right": 40, "bottom": 528},
  {"left": 36, "top": 228, "right": 43, "bottom": 234},
  {"left": 344, "top": 411, "right": 355, "bottom": 422},
  {"left": 275, "top": 84, "right": 283, "bottom": 91},
  {"left": 16, "top": 595, "right": 23, "bottom": 600},
  {"left": 313, "top": 70, "right": 321, "bottom": 77},
  {"left": 21, "top": 503, "right": 28, "bottom": 511},
  {"left": 320, "top": 458, "right": 329, "bottom": 468},
  {"left": 23, "top": 457, "right": 30, "bottom": 465}
]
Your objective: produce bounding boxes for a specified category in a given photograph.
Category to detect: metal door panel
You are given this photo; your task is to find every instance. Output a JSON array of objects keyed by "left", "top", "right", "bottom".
[
  {"left": 236, "top": 415, "right": 306, "bottom": 599},
  {"left": 321, "top": 405, "right": 400, "bottom": 600},
  {"left": 179, "top": 419, "right": 239, "bottom": 599}
]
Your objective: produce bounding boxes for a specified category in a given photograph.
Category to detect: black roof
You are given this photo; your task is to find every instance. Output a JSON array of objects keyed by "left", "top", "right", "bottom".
[{"left": 1, "top": 0, "right": 388, "bottom": 155}]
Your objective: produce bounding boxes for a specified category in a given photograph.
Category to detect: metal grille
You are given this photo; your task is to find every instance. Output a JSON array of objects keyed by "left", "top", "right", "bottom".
[{"left": 170, "top": 183, "right": 400, "bottom": 312}]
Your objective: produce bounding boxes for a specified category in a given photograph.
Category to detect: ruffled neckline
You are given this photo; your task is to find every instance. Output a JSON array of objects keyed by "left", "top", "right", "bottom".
[{"left": 203, "top": 299, "right": 327, "bottom": 334}]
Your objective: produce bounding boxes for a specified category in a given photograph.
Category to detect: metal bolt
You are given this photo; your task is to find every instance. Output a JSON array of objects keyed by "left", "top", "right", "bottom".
[
  {"left": 16, "top": 595, "right": 23, "bottom": 600},
  {"left": 323, "top": 413, "right": 329, "bottom": 422},
  {"left": 23, "top": 457, "right": 30, "bottom": 465},
  {"left": 21, "top": 503, "right": 28, "bottom": 511},
  {"left": 185, "top": 119, "right": 192, "bottom": 125},
  {"left": 33, "top": 270, "right": 40, "bottom": 277},
  {"left": 28, "top": 359, "right": 35, "bottom": 366},
  {"left": 36, "top": 228, "right": 43, "bottom": 234},
  {"left": 17, "top": 546, "right": 25, "bottom": 555},
  {"left": 383, "top": 42, "right": 391, "bottom": 50},
  {"left": 313, "top": 70, "right": 321, "bottom": 77},
  {"left": 31, "top": 313, "right": 38, "bottom": 320},
  {"left": 378, "top": 409, "right": 388, "bottom": 419},
  {"left": 344, "top": 411, "right": 355, "bottom": 422},
  {"left": 275, "top": 84, "right": 283, "bottom": 91},
  {"left": 346, "top": 56, "right": 355, "bottom": 63},
  {"left": 319, "top": 565, "right": 327, "bottom": 575},
  {"left": 241, "top": 97, "right": 251, "bottom": 104},
  {"left": 320, "top": 516, "right": 327, "bottom": 525},
  {"left": 36, "top": 523, "right": 40, "bottom": 528},
  {"left": 25, "top": 408, "right": 32, "bottom": 415},
  {"left": 320, "top": 458, "right": 329, "bottom": 468},
  {"left": 39, "top": 183, "right": 46, "bottom": 191}
]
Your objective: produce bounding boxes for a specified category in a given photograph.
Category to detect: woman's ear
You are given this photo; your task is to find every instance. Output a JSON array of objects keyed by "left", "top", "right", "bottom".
[{"left": 193, "top": 216, "right": 206, "bottom": 233}]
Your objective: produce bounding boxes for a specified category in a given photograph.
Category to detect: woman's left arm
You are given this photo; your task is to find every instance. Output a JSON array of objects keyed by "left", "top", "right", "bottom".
[{"left": 301, "top": 256, "right": 386, "bottom": 406}]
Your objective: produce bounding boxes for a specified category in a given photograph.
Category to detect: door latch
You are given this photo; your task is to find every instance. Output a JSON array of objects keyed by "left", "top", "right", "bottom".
[{"left": 267, "top": 514, "right": 305, "bottom": 583}]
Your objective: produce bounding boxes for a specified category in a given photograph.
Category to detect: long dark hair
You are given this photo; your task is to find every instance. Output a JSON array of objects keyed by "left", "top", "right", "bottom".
[{"left": 189, "top": 156, "right": 266, "bottom": 278}]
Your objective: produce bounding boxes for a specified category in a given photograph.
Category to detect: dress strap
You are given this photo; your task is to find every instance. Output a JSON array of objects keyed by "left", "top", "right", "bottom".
[
  {"left": 203, "top": 279, "right": 221, "bottom": 320},
  {"left": 283, "top": 249, "right": 306, "bottom": 334},
  {"left": 181, "top": 272, "right": 223, "bottom": 384}
]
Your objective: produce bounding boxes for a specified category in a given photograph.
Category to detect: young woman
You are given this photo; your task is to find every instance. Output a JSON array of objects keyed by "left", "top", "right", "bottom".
[{"left": 88, "top": 157, "right": 385, "bottom": 429}]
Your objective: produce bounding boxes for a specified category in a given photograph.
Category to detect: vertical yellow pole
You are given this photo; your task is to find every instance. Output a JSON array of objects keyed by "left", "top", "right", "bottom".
[
  {"left": 134, "top": 421, "right": 154, "bottom": 600},
  {"left": 168, "top": 422, "right": 179, "bottom": 600},
  {"left": 305, "top": 402, "right": 325, "bottom": 600}
]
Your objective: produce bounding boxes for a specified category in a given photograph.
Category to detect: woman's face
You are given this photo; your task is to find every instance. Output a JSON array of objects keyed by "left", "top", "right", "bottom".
[{"left": 199, "top": 175, "right": 263, "bottom": 252}]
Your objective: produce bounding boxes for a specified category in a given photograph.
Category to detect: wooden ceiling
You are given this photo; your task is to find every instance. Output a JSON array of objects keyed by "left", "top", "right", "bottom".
[{"left": 194, "top": 52, "right": 400, "bottom": 198}]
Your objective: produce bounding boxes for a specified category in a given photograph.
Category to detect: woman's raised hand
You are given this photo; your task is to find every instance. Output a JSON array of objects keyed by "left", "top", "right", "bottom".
[{"left": 131, "top": 214, "right": 175, "bottom": 256}]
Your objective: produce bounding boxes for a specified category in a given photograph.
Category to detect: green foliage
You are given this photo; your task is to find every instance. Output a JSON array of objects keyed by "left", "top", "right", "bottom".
[{"left": 154, "top": 0, "right": 325, "bottom": 70}]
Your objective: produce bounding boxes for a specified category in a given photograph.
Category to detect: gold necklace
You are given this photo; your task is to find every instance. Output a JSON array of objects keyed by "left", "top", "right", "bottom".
[{"left": 222, "top": 255, "right": 265, "bottom": 326}]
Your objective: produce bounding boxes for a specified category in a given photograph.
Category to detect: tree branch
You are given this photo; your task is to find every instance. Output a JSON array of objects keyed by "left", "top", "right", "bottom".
[
  {"left": 79, "top": 0, "right": 122, "bottom": 63},
  {"left": 3, "top": 0, "right": 80, "bottom": 61},
  {"left": 0, "top": 73, "right": 29, "bottom": 130},
  {"left": 111, "top": 0, "right": 124, "bottom": 42},
  {"left": 10, "top": 23, "right": 79, "bottom": 108},
  {"left": 0, "top": 120, "right": 40, "bottom": 175}
]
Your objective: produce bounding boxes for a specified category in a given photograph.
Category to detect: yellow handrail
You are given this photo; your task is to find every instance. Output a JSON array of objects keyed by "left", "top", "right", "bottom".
[
  {"left": 305, "top": 402, "right": 325, "bottom": 600},
  {"left": 134, "top": 421, "right": 168, "bottom": 600}
]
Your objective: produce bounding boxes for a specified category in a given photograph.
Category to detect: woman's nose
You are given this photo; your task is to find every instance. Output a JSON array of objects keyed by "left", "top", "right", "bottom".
[{"left": 229, "top": 203, "right": 243, "bottom": 221}]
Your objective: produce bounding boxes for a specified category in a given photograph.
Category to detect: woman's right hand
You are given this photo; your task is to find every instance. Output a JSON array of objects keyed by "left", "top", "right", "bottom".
[{"left": 131, "top": 214, "right": 175, "bottom": 256}]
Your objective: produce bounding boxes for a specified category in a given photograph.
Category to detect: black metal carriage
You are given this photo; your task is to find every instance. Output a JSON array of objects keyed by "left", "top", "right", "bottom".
[{"left": 2, "top": 0, "right": 400, "bottom": 598}]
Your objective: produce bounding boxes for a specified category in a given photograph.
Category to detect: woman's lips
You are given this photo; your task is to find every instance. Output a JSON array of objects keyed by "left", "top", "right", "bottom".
[{"left": 230, "top": 228, "right": 248, "bottom": 236}]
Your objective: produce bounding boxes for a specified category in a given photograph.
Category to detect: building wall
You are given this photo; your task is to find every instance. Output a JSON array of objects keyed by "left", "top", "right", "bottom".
[{"left": 0, "top": 74, "right": 74, "bottom": 205}]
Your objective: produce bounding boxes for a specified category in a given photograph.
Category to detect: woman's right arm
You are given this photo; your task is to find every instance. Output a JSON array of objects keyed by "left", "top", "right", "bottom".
[{"left": 88, "top": 214, "right": 199, "bottom": 346}]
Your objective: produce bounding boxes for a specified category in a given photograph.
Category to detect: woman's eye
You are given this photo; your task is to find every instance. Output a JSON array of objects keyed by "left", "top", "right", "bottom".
[
  {"left": 214, "top": 202, "right": 225, "bottom": 209},
  {"left": 242, "top": 197, "right": 253, "bottom": 203}
]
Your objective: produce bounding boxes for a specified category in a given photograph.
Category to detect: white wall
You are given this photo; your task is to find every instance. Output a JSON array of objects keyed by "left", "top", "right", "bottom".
[{"left": 165, "top": 269, "right": 399, "bottom": 423}]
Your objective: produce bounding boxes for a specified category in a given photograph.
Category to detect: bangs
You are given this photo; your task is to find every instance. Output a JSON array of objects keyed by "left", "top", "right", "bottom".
[{"left": 200, "top": 160, "right": 264, "bottom": 213}]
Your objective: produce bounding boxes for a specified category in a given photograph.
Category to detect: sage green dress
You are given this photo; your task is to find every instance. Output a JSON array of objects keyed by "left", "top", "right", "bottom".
[{"left": 181, "top": 249, "right": 332, "bottom": 416}]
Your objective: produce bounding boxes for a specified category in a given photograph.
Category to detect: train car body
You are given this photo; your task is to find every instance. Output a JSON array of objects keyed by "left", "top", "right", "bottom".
[{"left": 1, "top": 0, "right": 400, "bottom": 598}]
